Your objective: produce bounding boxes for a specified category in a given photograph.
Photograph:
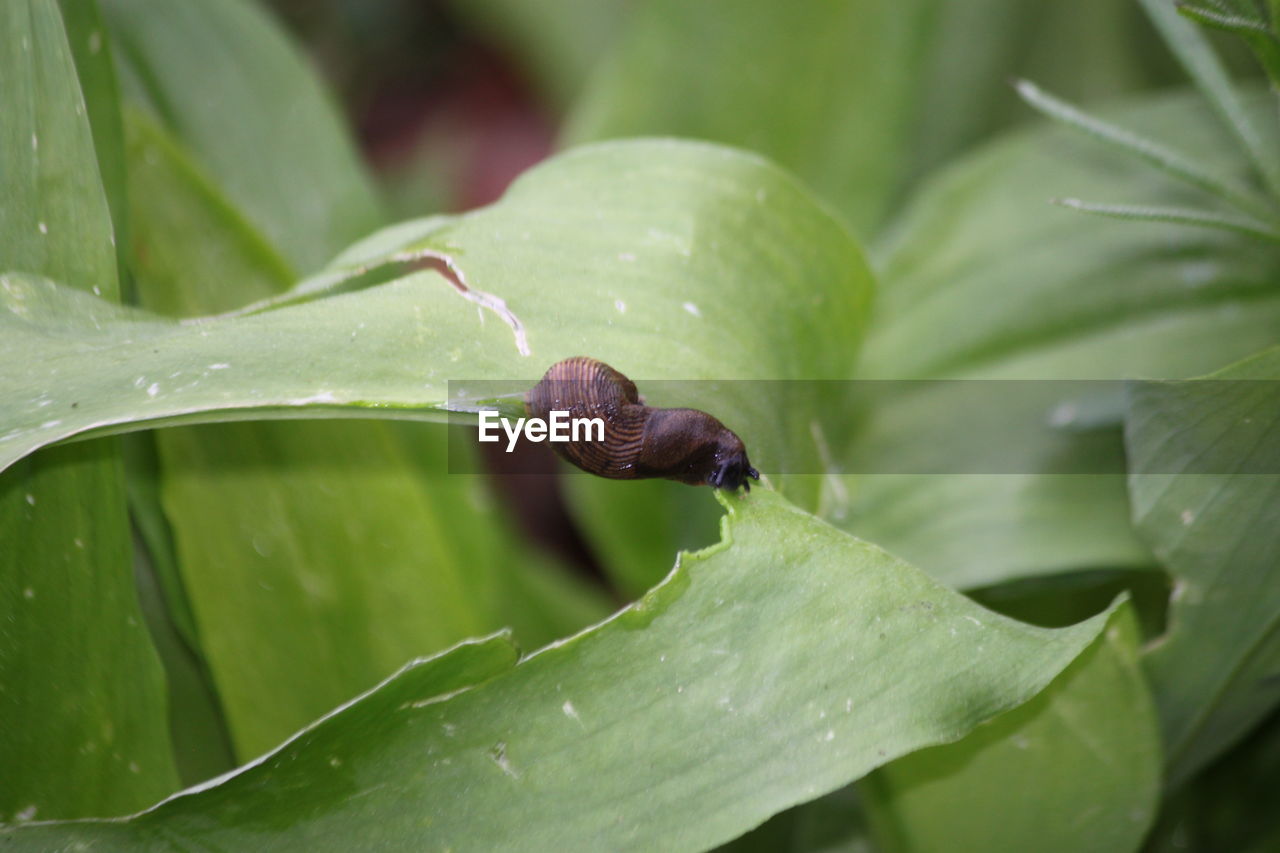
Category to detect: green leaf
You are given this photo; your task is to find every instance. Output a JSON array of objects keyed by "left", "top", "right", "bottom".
[
  {"left": 120, "top": 107, "right": 604, "bottom": 759},
  {"left": 906, "top": 0, "right": 1178, "bottom": 181},
  {"left": 129, "top": 512, "right": 237, "bottom": 787},
  {"left": 845, "top": 473, "right": 1151, "bottom": 591},
  {"left": 1138, "top": 0, "right": 1280, "bottom": 199},
  {"left": 563, "top": 476, "right": 725, "bottom": 599},
  {"left": 1052, "top": 197, "right": 1280, "bottom": 243},
  {"left": 482, "top": 530, "right": 614, "bottom": 650},
  {"left": 0, "top": 444, "right": 178, "bottom": 822},
  {"left": 1013, "top": 78, "right": 1275, "bottom": 220},
  {"left": 565, "top": 0, "right": 936, "bottom": 234},
  {"left": 2, "top": 1, "right": 113, "bottom": 292},
  {"left": 1, "top": 490, "right": 1116, "bottom": 849},
  {"left": 864, "top": 602, "right": 1160, "bottom": 853},
  {"left": 1, "top": 139, "right": 873, "bottom": 502},
  {"left": 867, "top": 89, "right": 1280, "bottom": 381},
  {"left": 0, "top": 0, "right": 177, "bottom": 820},
  {"left": 839, "top": 88, "right": 1280, "bottom": 589},
  {"left": 566, "top": 0, "right": 1181, "bottom": 235},
  {"left": 836, "top": 380, "right": 1150, "bottom": 589},
  {"left": 1128, "top": 346, "right": 1280, "bottom": 786},
  {"left": 55, "top": 0, "right": 130, "bottom": 284},
  {"left": 103, "top": 0, "right": 384, "bottom": 274},
  {"left": 1177, "top": 0, "right": 1280, "bottom": 83},
  {"left": 123, "top": 106, "right": 294, "bottom": 312}
]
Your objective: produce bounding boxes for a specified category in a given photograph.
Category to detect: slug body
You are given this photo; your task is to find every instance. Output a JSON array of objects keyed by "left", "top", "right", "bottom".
[{"left": 526, "top": 357, "right": 760, "bottom": 491}]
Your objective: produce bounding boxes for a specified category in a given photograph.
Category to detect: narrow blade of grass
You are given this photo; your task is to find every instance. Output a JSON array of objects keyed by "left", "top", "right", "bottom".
[
  {"left": 1015, "top": 79, "right": 1277, "bottom": 221},
  {"left": 1053, "top": 197, "right": 1280, "bottom": 242},
  {"left": 1177, "top": 3, "right": 1280, "bottom": 85},
  {"left": 1139, "top": 0, "right": 1280, "bottom": 200}
]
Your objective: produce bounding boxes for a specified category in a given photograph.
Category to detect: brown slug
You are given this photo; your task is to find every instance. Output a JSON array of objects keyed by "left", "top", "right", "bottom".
[{"left": 525, "top": 357, "right": 760, "bottom": 491}]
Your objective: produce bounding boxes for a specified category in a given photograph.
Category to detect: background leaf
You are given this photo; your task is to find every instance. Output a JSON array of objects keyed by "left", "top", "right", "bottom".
[
  {"left": 55, "top": 0, "right": 129, "bottom": 284},
  {"left": 565, "top": 0, "right": 936, "bottom": 236},
  {"left": 562, "top": 476, "right": 724, "bottom": 599},
  {"left": 2, "top": 490, "right": 1115, "bottom": 850},
  {"left": 121, "top": 101, "right": 606, "bottom": 758},
  {"left": 864, "top": 602, "right": 1160, "bottom": 852},
  {"left": 0, "top": 0, "right": 176, "bottom": 820},
  {"left": 1128, "top": 346, "right": 1280, "bottom": 786},
  {"left": 903, "top": 0, "right": 1177, "bottom": 183},
  {"left": 565, "top": 0, "right": 1180, "bottom": 237},
  {"left": 840, "top": 88, "right": 1280, "bottom": 590},
  {"left": 103, "top": 0, "right": 384, "bottom": 275}
]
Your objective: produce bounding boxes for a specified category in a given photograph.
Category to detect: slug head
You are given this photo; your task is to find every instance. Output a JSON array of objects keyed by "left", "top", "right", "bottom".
[{"left": 707, "top": 432, "right": 760, "bottom": 492}]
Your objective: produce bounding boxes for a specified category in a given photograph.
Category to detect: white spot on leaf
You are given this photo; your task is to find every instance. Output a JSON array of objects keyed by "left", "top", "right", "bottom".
[{"left": 489, "top": 742, "right": 519, "bottom": 779}]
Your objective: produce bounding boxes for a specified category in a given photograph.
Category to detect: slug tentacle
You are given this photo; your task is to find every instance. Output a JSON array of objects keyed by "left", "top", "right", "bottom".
[{"left": 525, "top": 357, "right": 759, "bottom": 491}]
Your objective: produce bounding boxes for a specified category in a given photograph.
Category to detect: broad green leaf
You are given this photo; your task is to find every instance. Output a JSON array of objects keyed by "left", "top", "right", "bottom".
[
  {"left": 1, "top": 0, "right": 113, "bottom": 292},
  {"left": 1, "top": 140, "right": 873, "bottom": 503},
  {"left": 482, "top": 528, "right": 614, "bottom": 650},
  {"left": 864, "top": 602, "right": 1160, "bottom": 853},
  {"left": 565, "top": 0, "right": 1179, "bottom": 236},
  {"left": 563, "top": 476, "right": 724, "bottom": 598},
  {"left": 153, "top": 418, "right": 507, "bottom": 759},
  {"left": 121, "top": 108, "right": 605, "bottom": 759},
  {"left": 1128, "top": 346, "right": 1280, "bottom": 786},
  {"left": 103, "top": 0, "right": 384, "bottom": 275},
  {"left": 840, "top": 89, "right": 1280, "bottom": 589},
  {"left": 1, "top": 490, "right": 1115, "bottom": 850},
  {"left": 123, "top": 107, "right": 294, "bottom": 313},
  {"left": 905, "top": 0, "right": 1177, "bottom": 182},
  {"left": 566, "top": 0, "right": 936, "bottom": 235},
  {"left": 844, "top": 474, "right": 1150, "bottom": 591},
  {"left": 836, "top": 380, "right": 1149, "bottom": 589},
  {"left": 0, "top": 444, "right": 177, "bottom": 822},
  {"left": 0, "top": 0, "right": 176, "bottom": 820}
]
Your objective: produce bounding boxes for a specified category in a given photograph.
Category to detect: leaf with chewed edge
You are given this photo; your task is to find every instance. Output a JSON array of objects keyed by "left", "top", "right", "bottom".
[
  {"left": 1, "top": 139, "right": 872, "bottom": 518},
  {"left": 3, "top": 490, "right": 1115, "bottom": 850},
  {"left": 1129, "top": 346, "right": 1280, "bottom": 786}
]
